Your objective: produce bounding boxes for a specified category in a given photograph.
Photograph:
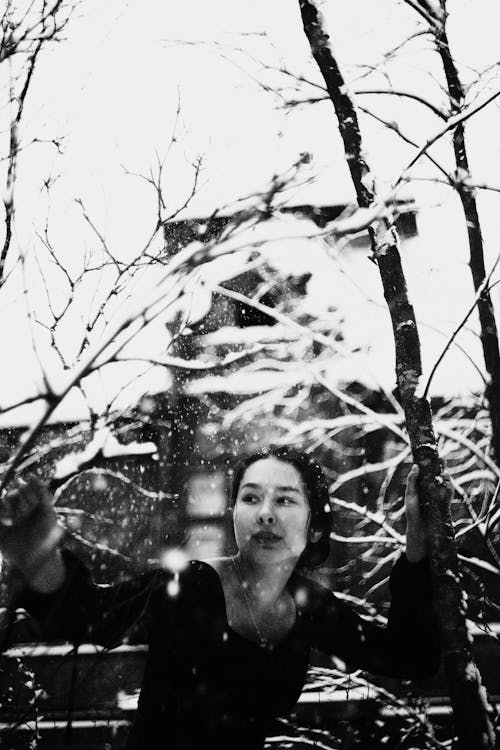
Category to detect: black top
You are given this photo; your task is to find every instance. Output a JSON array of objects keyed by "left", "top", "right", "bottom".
[{"left": 19, "top": 552, "right": 440, "bottom": 750}]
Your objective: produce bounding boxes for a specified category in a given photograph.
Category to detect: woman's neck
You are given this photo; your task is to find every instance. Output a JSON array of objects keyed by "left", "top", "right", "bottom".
[{"left": 232, "top": 553, "right": 296, "bottom": 605}]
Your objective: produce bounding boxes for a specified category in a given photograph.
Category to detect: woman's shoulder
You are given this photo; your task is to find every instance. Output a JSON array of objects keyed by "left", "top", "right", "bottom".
[
  {"left": 184, "top": 557, "right": 234, "bottom": 607},
  {"left": 288, "top": 570, "right": 340, "bottom": 614},
  {"left": 151, "top": 558, "right": 226, "bottom": 622},
  {"left": 191, "top": 555, "right": 232, "bottom": 580},
  {"left": 289, "top": 569, "right": 333, "bottom": 594},
  {"left": 165, "top": 557, "right": 224, "bottom": 596}
]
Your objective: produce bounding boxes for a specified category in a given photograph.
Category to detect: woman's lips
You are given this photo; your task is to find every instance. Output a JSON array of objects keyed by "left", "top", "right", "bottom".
[{"left": 253, "top": 532, "right": 282, "bottom": 544}]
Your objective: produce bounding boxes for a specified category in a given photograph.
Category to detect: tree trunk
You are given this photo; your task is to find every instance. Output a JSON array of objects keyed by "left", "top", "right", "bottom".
[
  {"left": 434, "top": 23, "right": 500, "bottom": 467},
  {"left": 297, "top": 2, "right": 496, "bottom": 747}
]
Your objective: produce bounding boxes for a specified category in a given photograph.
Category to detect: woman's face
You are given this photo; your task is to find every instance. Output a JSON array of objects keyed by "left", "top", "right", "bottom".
[{"left": 233, "top": 457, "right": 311, "bottom": 565}]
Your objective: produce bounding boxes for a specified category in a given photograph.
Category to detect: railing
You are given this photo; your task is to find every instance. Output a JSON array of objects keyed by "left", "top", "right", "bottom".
[{"left": 2, "top": 624, "right": 500, "bottom": 749}]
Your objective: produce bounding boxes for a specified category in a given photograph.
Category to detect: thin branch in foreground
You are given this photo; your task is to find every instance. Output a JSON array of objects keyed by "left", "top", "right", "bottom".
[
  {"left": 393, "top": 86, "right": 500, "bottom": 188},
  {"left": 423, "top": 247, "right": 500, "bottom": 399},
  {"left": 0, "top": 0, "right": 76, "bottom": 281},
  {"left": 357, "top": 104, "right": 453, "bottom": 183},
  {"left": 355, "top": 87, "right": 449, "bottom": 119},
  {"left": 0, "top": 159, "right": 314, "bottom": 489}
]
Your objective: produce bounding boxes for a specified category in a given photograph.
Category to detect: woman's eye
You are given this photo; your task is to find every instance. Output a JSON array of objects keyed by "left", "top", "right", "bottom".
[
  {"left": 277, "top": 496, "right": 294, "bottom": 506},
  {"left": 241, "top": 494, "right": 259, "bottom": 503}
]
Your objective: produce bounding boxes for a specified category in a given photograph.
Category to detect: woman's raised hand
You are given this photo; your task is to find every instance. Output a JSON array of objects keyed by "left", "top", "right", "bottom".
[
  {"left": 404, "top": 465, "right": 430, "bottom": 564},
  {"left": 0, "top": 475, "right": 64, "bottom": 584}
]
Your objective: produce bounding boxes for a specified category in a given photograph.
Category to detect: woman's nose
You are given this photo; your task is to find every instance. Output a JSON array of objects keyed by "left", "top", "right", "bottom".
[{"left": 257, "top": 500, "right": 275, "bottom": 525}]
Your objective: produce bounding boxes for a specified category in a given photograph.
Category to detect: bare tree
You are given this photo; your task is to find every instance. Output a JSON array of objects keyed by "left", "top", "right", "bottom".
[
  {"left": 396, "top": 0, "right": 500, "bottom": 469},
  {"left": 0, "top": 0, "right": 75, "bottom": 283},
  {"left": 296, "top": 1, "right": 496, "bottom": 747}
]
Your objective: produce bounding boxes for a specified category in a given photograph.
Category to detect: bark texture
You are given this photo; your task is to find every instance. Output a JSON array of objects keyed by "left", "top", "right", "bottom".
[
  {"left": 298, "top": 2, "right": 496, "bottom": 747},
  {"left": 435, "top": 23, "right": 500, "bottom": 468}
]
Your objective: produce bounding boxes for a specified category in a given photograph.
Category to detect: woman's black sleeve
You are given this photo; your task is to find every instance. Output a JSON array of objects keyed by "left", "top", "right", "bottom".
[
  {"left": 15, "top": 549, "right": 165, "bottom": 649},
  {"left": 307, "top": 554, "right": 441, "bottom": 679}
]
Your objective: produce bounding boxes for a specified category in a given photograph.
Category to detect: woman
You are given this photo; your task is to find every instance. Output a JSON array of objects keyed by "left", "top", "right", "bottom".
[{"left": 1, "top": 445, "right": 440, "bottom": 750}]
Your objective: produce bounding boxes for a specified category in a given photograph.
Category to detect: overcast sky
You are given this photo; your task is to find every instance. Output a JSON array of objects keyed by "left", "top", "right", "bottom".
[{"left": 1, "top": 0, "right": 500, "bottom": 426}]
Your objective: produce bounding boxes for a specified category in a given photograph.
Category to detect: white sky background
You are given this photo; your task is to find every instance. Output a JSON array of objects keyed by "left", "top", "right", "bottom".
[{"left": 2, "top": 0, "right": 500, "bottom": 426}]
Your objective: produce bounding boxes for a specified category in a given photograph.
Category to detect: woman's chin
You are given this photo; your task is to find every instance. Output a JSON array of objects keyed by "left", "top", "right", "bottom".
[{"left": 243, "top": 543, "right": 299, "bottom": 567}]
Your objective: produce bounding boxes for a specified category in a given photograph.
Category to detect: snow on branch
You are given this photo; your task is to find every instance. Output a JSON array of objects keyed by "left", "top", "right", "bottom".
[
  {"left": 0, "top": 156, "right": 317, "bottom": 489},
  {"left": 330, "top": 497, "right": 405, "bottom": 544},
  {"left": 53, "top": 426, "right": 157, "bottom": 484}
]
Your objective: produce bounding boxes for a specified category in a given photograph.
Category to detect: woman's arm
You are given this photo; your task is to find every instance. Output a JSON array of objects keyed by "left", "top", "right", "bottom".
[
  {"left": 17, "top": 548, "right": 163, "bottom": 648},
  {"left": 301, "top": 554, "right": 440, "bottom": 679},
  {"left": 0, "top": 475, "right": 66, "bottom": 591},
  {"left": 303, "top": 465, "right": 442, "bottom": 679},
  {"left": 1, "top": 476, "right": 162, "bottom": 648}
]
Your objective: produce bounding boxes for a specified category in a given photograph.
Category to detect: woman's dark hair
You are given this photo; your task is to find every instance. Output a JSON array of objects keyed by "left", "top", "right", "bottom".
[{"left": 230, "top": 445, "right": 332, "bottom": 568}]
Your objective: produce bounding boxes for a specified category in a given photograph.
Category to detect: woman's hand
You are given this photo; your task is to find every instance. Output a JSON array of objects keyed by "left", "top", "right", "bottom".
[
  {"left": 0, "top": 475, "right": 65, "bottom": 589},
  {"left": 404, "top": 465, "right": 429, "bottom": 564}
]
